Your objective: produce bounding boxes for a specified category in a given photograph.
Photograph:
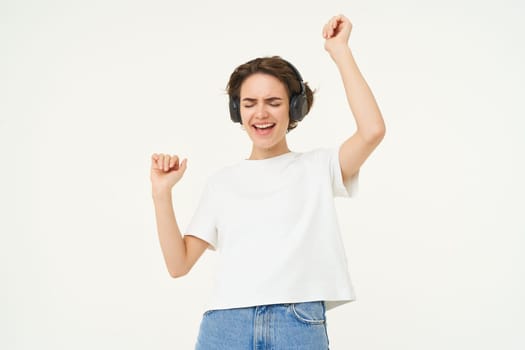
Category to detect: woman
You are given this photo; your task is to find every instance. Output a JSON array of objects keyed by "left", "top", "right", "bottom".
[{"left": 150, "top": 14, "right": 385, "bottom": 349}]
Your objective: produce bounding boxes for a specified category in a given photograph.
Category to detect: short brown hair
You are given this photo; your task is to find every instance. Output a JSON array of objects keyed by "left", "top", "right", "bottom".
[{"left": 226, "top": 56, "right": 315, "bottom": 132}]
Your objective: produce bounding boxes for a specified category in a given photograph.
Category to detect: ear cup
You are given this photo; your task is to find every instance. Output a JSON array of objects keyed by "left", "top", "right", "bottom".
[
  {"left": 289, "top": 91, "right": 308, "bottom": 122},
  {"left": 229, "top": 96, "right": 241, "bottom": 123},
  {"left": 287, "top": 61, "right": 308, "bottom": 122}
]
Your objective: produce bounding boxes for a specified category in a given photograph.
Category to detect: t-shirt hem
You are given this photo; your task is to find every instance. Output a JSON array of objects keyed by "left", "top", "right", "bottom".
[
  {"left": 203, "top": 295, "right": 356, "bottom": 313},
  {"left": 183, "top": 233, "right": 217, "bottom": 251}
]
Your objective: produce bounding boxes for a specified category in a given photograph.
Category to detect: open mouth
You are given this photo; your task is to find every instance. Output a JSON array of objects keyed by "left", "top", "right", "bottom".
[{"left": 253, "top": 123, "right": 276, "bottom": 132}]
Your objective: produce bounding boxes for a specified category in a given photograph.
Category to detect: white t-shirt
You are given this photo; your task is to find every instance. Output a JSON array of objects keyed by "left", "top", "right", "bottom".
[{"left": 184, "top": 146, "right": 359, "bottom": 312}]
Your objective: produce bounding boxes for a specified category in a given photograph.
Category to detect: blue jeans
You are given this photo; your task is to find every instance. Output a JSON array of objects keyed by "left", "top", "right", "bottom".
[{"left": 195, "top": 300, "right": 330, "bottom": 349}]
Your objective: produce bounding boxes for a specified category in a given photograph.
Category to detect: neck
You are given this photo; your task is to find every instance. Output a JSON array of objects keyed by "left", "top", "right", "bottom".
[{"left": 248, "top": 140, "right": 290, "bottom": 160}]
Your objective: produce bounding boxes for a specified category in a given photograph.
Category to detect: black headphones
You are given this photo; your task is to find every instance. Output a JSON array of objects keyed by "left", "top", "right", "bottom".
[{"left": 229, "top": 59, "right": 308, "bottom": 124}]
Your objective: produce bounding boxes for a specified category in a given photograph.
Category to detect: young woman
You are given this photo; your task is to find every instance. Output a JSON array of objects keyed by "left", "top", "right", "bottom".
[{"left": 150, "top": 14, "right": 385, "bottom": 349}]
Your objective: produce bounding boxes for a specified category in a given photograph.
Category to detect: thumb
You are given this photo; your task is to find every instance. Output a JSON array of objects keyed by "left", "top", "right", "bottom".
[{"left": 179, "top": 158, "right": 188, "bottom": 173}]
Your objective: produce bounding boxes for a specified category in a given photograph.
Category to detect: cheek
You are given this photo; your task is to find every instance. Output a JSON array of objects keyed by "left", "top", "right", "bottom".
[
  {"left": 239, "top": 110, "right": 249, "bottom": 125},
  {"left": 276, "top": 106, "right": 289, "bottom": 120},
  {"left": 279, "top": 111, "right": 291, "bottom": 126}
]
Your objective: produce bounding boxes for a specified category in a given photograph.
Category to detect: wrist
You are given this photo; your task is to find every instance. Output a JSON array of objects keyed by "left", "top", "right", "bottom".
[
  {"left": 329, "top": 45, "right": 352, "bottom": 62},
  {"left": 152, "top": 186, "right": 172, "bottom": 200}
]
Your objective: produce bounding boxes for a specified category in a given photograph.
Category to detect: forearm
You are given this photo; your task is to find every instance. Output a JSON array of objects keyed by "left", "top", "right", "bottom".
[
  {"left": 331, "top": 47, "right": 385, "bottom": 140},
  {"left": 152, "top": 189, "right": 187, "bottom": 277}
]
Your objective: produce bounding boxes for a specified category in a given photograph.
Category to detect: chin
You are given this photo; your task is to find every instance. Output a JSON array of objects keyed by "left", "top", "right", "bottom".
[{"left": 252, "top": 141, "right": 275, "bottom": 149}]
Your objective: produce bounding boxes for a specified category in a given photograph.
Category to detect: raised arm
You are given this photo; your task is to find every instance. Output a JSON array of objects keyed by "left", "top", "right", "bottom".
[
  {"left": 150, "top": 154, "right": 209, "bottom": 278},
  {"left": 322, "top": 14, "right": 386, "bottom": 183}
]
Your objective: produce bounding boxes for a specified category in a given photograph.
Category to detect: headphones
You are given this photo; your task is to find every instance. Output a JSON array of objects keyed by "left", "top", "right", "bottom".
[{"left": 229, "top": 59, "right": 308, "bottom": 124}]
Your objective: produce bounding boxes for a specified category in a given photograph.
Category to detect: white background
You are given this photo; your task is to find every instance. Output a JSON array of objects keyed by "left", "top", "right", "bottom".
[{"left": 2, "top": 0, "right": 524, "bottom": 349}]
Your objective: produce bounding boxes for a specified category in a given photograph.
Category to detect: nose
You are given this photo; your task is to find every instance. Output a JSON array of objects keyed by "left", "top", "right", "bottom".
[{"left": 254, "top": 104, "right": 269, "bottom": 119}]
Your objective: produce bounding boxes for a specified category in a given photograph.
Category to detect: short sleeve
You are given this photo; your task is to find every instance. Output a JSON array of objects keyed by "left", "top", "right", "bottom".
[
  {"left": 328, "top": 147, "right": 359, "bottom": 198},
  {"left": 184, "top": 182, "right": 218, "bottom": 251}
]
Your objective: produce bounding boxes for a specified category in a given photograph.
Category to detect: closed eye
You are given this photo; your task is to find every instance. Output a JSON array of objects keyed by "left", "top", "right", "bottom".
[{"left": 241, "top": 97, "right": 284, "bottom": 108}]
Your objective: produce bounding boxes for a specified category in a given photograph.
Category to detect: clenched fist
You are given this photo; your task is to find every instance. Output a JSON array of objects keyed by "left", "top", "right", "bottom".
[
  {"left": 150, "top": 153, "right": 188, "bottom": 194},
  {"left": 322, "top": 14, "right": 353, "bottom": 58}
]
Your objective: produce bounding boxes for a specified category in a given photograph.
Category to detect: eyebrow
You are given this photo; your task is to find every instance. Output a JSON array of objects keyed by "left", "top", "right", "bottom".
[{"left": 241, "top": 97, "right": 283, "bottom": 103}]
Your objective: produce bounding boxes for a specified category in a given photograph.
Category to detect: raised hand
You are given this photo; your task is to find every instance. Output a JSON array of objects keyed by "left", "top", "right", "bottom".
[
  {"left": 322, "top": 14, "right": 353, "bottom": 58},
  {"left": 150, "top": 153, "right": 188, "bottom": 193}
]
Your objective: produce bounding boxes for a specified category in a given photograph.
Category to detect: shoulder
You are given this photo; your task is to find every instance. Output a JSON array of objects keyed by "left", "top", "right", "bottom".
[
  {"left": 204, "top": 161, "right": 242, "bottom": 188},
  {"left": 298, "top": 147, "right": 337, "bottom": 164}
]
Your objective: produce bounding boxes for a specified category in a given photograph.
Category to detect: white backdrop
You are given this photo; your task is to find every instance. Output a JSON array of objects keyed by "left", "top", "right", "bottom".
[{"left": 2, "top": 0, "right": 524, "bottom": 349}]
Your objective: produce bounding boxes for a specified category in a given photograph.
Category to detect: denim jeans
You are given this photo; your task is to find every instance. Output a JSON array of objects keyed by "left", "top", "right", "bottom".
[{"left": 195, "top": 300, "right": 330, "bottom": 349}]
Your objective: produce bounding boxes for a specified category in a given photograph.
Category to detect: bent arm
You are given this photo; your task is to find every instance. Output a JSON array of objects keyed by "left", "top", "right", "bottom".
[
  {"left": 333, "top": 46, "right": 386, "bottom": 183},
  {"left": 152, "top": 189, "right": 209, "bottom": 278},
  {"left": 323, "top": 15, "right": 386, "bottom": 183}
]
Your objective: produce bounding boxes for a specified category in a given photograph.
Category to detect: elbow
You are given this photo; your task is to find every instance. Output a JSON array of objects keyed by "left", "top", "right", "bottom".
[
  {"left": 169, "top": 269, "right": 188, "bottom": 279},
  {"left": 361, "top": 122, "right": 386, "bottom": 145},
  {"left": 374, "top": 123, "right": 386, "bottom": 142},
  {"left": 168, "top": 265, "right": 190, "bottom": 279}
]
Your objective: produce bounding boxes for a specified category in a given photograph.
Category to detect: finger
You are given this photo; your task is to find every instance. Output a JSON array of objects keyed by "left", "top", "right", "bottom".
[
  {"left": 151, "top": 154, "right": 158, "bottom": 168},
  {"left": 334, "top": 15, "right": 346, "bottom": 29},
  {"left": 333, "top": 17, "right": 341, "bottom": 31},
  {"left": 324, "top": 22, "right": 333, "bottom": 38},
  {"left": 154, "top": 154, "right": 163, "bottom": 169},
  {"left": 171, "top": 155, "right": 180, "bottom": 170},
  {"left": 180, "top": 158, "right": 188, "bottom": 172},
  {"left": 331, "top": 17, "right": 340, "bottom": 33},
  {"left": 326, "top": 21, "right": 333, "bottom": 37},
  {"left": 163, "top": 155, "right": 171, "bottom": 171},
  {"left": 158, "top": 155, "right": 164, "bottom": 170},
  {"left": 169, "top": 155, "right": 175, "bottom": 169},
  {"left": 332, "top": 20, "right": 343, "bottom": 36}
]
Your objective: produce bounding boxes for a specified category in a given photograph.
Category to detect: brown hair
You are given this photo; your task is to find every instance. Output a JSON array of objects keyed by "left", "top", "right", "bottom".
[{"left": 226, "top": 56, "right": 315, "bottom": 132}]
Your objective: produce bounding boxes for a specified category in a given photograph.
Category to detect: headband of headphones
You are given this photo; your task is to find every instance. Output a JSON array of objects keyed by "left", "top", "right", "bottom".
[{"left": 229, "top": 59, "right": 308, "bottom": 124}]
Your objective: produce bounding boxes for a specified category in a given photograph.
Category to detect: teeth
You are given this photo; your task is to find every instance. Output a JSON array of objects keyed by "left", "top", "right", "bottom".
[{"left": 255, "top": 123, "right": 274, "bottom": 129}]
